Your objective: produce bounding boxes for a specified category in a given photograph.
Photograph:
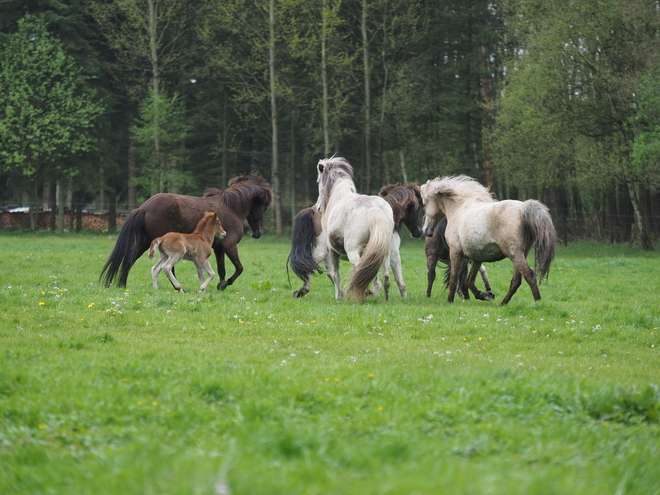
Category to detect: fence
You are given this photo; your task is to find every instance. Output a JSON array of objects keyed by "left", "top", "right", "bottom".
[{"left": 0, "top": 211, "right": 128, "bottom": 231}]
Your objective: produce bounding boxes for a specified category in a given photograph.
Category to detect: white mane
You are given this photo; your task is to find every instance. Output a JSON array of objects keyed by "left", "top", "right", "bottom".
[{"left": 422, "top": 175, "right": 495, "bottom": 204}]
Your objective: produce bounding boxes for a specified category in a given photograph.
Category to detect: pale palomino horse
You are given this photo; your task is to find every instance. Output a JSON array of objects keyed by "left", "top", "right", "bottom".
[
  {"left": 149, "top": 211, "right": 227, "bottom": 293},
  {"left": 288, "top": 183, "right": 422, "bottom": 298},
  {"left": 421, "top": 175, "right": 556, "bottom": 305},
  {"left": 315, "top": 157, "right": 395, "bottom": 302}
]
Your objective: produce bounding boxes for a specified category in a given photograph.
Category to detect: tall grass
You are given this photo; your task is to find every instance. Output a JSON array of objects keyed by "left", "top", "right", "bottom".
[{"left": 1, "top": 233, "right": 659, "bottom": 494}]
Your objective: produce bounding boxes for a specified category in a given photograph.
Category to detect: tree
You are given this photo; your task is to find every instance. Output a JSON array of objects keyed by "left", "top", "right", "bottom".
[
  {"left": 0, "top": 15, "right": 102, "bottom": 230},
  {"left": 494, "top": 0, "right": 660, "bottom": 248}
]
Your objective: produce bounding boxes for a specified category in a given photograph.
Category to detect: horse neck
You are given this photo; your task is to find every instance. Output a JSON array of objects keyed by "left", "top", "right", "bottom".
[
  {"left": 324, "top": 179, "right": 356, "bottom": 212},
  {"left": 193, "top": 216, "right": 217, "bottom": 242},
  {"left": 219, "top": 186, "right": 253, "bottom": 219}
]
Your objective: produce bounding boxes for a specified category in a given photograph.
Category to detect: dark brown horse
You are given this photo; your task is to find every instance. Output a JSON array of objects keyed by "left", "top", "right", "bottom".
[
  {"left": 288, "top": 183, "right": 423, "bottom": 298},
  {"left": 100, "top": 173, "right": 272, "bottom": 290}
]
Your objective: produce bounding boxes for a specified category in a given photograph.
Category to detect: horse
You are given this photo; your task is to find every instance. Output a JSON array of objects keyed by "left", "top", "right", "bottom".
[
  {"left": 148, "top": 211, "right": 227, "bottom": 293},
  {"left": 100, "top": 173, "right": 272, "bottom": 290},
  {"left": 421, "top": 175, "right": 556, "bottom": 305},
  {"left": 315, "top": 157, "right": 395, "bottom": 302},
  {"left": 425, "top": 217, "right": 494, "bottom": 300},
  {"left": 288, "top": 183, "right": 423, "bottom": 299}
]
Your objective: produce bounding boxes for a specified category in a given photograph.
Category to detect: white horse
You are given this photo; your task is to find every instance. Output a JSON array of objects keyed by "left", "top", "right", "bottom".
[
  {"left": 421, "top": 175, "right": 556, "bottom": 305},
  {"left": 315, "top": 157, "right": 395, "bottom": 302}
]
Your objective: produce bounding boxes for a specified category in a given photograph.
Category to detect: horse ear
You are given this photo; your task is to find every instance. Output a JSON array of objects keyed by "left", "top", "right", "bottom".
[{"left": 317, "top": 161, "right": 325, "bottom": 174}]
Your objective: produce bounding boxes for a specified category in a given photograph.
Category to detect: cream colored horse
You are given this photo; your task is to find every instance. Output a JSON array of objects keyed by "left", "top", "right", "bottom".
[
  {"left": 421, "top": 175, "right": 556, "bottom": 305},
  {"left": 315, "top": 157, "right": 395, "bottom": 302}
]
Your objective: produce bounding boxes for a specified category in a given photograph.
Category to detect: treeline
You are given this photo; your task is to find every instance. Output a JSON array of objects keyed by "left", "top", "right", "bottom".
[{"left": 1, "top": 0, "right": 659, "bottom": 246}]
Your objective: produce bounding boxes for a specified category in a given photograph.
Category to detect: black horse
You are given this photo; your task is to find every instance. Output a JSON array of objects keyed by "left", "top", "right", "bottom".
[{"left": 100, "top": 173, "right": 272, "bottom": 290}]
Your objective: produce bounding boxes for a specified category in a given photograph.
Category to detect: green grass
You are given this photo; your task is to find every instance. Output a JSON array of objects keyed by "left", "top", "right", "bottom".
[{"left": 1, "top": 232, "right": 659, "bottom": 494}]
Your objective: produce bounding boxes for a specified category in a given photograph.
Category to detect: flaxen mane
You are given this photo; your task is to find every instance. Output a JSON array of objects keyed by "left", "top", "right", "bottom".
[
  {"left": 424, "top": 175, "right": 495, "bottom": 204},
  {"left": 316, "top": 157, "right": 355, "bottom": 212}
]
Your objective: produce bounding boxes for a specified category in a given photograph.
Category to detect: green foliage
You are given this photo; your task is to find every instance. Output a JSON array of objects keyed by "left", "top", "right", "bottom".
[
  {"left": 0, "top": 15, "right": 102, "bottom": 178},
  {"left": 0, "top": 234, "right": 659, "bottom": 493},
  {"left": 133, "top": 90, "right": 193, "bottom": 192}
]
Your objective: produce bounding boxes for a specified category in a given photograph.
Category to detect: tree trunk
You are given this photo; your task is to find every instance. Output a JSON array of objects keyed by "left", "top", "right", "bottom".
[
  {"left": 269, "top": 0, "right": 282, "bottom": 236},
  {"left": 222, "top": 89, "right": 229, "bottom": 187},
  {"left": 321, "top": 0, "right": 330, "bottom": 157},
  {"left": 99, "top": 157, "right": 106, "bottom": 212},
  {"left": 108, "top": 189, "right": 117, "bottom": 233},
  {"left": 49, "top": 182, "right": 56, "bottom": 231},
  {"left": 361, "top": 0, "right": 371, "bottom": 192},
  {"left": 148, "top": 0, "right": 162, "bottom": 194},
  {"left": 66, "top": 179, "right": 73, "bottom": 231},
  {"left": 57, "top": 181, "right": 64, "bottom": 234},
  {"left": 627, "top": 180, "right": 652, "bottom": 250},
  {"left": 128, "top": 132, "right": 137, "bottom": 210}
]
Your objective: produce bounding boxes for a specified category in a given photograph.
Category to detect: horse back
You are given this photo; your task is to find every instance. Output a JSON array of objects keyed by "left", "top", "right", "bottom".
[{"left": 141, "top": 193, "right": 242, "bottom": 247}]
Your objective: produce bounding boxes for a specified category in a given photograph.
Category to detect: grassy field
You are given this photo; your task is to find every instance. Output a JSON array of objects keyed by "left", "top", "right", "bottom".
[{"left": 1, "top": 232, "right": 659, "bottom": 494}]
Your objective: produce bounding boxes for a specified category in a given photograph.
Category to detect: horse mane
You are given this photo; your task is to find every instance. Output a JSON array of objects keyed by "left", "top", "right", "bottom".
[
  {"left": 192, "top": 211, "right": 218, "bottom": 235},
  {"left": 316, "top": 157, "right": 355, "bottom": 211},
  {"left": 379, "top": 183, "right": 422, "bottom": 228},
  {"left": 204, "top": 173, "right": 273, "bottom": 215},
  {"left": 423, "top": 175, "right": 495, "bottom": 203}
]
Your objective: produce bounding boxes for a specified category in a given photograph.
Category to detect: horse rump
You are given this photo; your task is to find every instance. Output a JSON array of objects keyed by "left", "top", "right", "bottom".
[
  {"left": 100, "top": 209, "right": 148, "bottom": 288},
  {"left": 345, "top": 209, "right": 391, "bottom": 302},
  {"left": 520, "top": 200, "right": 556, "bottom": 282}
]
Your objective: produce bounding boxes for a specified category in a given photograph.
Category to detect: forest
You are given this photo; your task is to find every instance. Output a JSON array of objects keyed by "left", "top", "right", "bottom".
[{"left": 1, "top": 0, "right": 659, "bottom": 247}]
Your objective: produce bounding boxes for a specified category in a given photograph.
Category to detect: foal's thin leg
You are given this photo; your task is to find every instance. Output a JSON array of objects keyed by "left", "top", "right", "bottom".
[
  {"left": 163, "top": 257, "right": 185, "bottom": 293},
  {"left": 151, "top": 254, "right": 167, "bottom": 289},
  {"left": 197, "top": 260, "right": 215, "bottom": 293}
]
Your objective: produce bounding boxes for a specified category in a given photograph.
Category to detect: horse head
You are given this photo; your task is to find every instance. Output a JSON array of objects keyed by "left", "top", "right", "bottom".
[
  {"left": 226, "top": 173, "right": 273, "bottom": 238},
  {"left": 316, "top": 157, "right": 354, "bottom": 213},
  {"left": 420, "top": 179, "right": 444, "bottom": 237},
  {"left": 379, "top": 183, "right": 423, "bottom": 238}
]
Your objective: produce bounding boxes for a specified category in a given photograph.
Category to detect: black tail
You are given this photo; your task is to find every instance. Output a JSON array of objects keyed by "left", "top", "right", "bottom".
[
  {"left": 288, "top": 208, "right": 323, "bottom": 281},
  {"left": 99, "top": 209, "right": 147, "bottom": 288},
  {"left": 443, "top": 258, "right": 470, "bottom": 295}
]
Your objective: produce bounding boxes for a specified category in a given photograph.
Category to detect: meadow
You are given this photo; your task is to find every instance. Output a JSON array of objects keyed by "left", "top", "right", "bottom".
[{"left": 0, "top": 232, "right": 659, "bottom": 495}]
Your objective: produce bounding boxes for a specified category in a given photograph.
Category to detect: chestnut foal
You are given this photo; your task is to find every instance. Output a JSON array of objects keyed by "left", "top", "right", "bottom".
[{"left": 149, "top": 211, "right": 226, "bottom": 293}]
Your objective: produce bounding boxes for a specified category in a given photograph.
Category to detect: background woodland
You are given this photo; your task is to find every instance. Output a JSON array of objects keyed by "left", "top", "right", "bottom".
[{"left": 1, "top": 0, "right": 660, "bottom": 247}]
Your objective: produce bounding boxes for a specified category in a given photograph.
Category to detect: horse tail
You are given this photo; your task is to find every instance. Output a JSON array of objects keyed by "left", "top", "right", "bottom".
[
  {"left": 99, "top": 209, "right": 147, "bottom": 288},
  {"left": 148, "top": 238, "right": 162, "bottom": 260},
  {"left": 521, "top": 200, "right": 557, "bottom": 282},
  {"left": 443, "top": 258, "right": 470, "bottom": 292},
  {"left": 346, "top": 209, "right": 392, "bottom": 302},
  {"left": 288, "top": 207, "right": 323, "bottom": 281}
]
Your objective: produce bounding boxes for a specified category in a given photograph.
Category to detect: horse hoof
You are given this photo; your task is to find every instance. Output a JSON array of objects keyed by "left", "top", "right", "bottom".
[
  {"left": 484, "top": 291, "right": 495, "bottom": 301},
  {"left": 217, "top": 281, "right": 229, "bottom": 291},
  {"left": 293, "top": 289, "right": 308, "bottom": 298}
]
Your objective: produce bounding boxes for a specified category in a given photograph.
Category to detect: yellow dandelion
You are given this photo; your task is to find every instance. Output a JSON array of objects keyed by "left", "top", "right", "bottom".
[
  {"left": 324, "top": 377, "right": 330, "bottom": 381},
  {"left": 378, "top": 406, "right": 384, "bottom": 411},
  {"left": 38, "top": 423, "right": 46, "bottom": 430},
  {"left": 88, "top": 303, "right": 95, "bottom": 308},
  {"left": 39, "top": 302, "right": 45, "bottom": 306},
  {"left": 334, "top": 378, "right": 340, "bottom": 382},
  {"left": 479, "top": 337, "right": 483, "bottom": 341},
  {"left": 151, "top": 401, "right": 158, "bottom": 406},
  {"left": 368, "top": 373, "right": 375, "bottom": 377}
]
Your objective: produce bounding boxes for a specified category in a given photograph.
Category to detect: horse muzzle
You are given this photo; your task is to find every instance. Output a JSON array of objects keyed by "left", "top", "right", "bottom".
[{"left": 251, "top": 230, "right": 263, "bottom": 239}]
